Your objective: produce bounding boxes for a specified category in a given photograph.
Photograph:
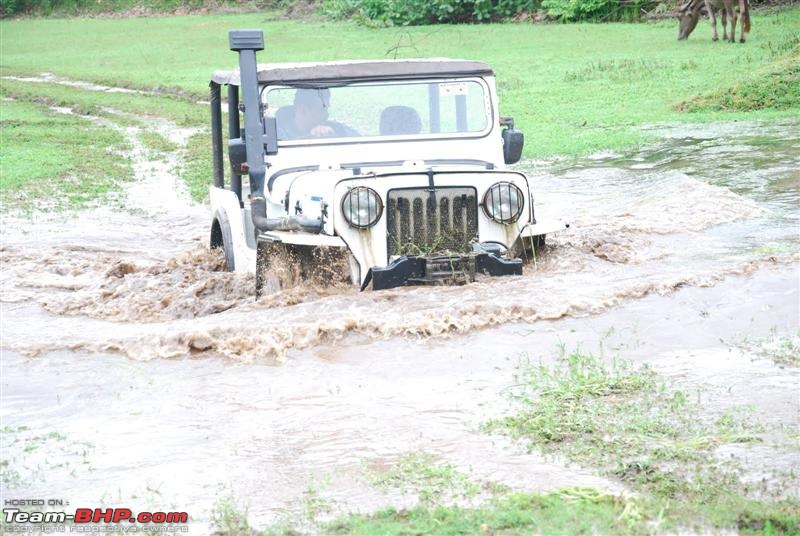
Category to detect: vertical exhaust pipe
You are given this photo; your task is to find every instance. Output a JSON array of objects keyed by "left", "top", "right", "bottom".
[
  {"left": 228, "top": 30, "right": 267, "bottom": 196},
  {"left": 228, "top": 29, "right": 322, "bottom": 235}
]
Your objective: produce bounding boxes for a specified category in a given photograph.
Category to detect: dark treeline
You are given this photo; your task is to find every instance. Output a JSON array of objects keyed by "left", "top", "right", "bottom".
[
  {"left": 0, "top": 0, "right": 788, "bottom": 21},
  {"left": 0, "top": 0, "right": 280, "bottom": 17}
]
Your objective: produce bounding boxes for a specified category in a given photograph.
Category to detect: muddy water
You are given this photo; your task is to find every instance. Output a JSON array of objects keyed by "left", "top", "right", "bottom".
[{"left": 1, "top": 116, "right": 798, "bottom": 531}]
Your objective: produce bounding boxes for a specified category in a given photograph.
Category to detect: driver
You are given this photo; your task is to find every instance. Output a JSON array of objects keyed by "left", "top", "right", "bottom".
[{"left": 277, "top": 88, "right": 357, "bottom": 140}]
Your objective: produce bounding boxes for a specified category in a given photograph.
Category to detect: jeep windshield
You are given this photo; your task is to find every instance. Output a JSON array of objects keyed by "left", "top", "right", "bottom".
[{"left": 261, "top": 79, "right": 492, "bottom": 144}]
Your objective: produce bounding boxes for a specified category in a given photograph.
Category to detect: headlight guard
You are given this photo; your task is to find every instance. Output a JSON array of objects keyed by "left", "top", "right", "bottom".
[
  {"left": 481, "top": 181, "right": 524, "bottom": 224},
  {"left": 341, "top": 186, "right": 383, "bottom": 229}
]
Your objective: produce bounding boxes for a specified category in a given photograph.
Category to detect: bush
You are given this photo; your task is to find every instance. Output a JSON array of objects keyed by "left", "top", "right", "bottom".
[
  {"left": 320, "top": 0, "right": 536, "bottom": 25},
  {"left": 540, "top": 0, "right": 655, "bottom": 22}
]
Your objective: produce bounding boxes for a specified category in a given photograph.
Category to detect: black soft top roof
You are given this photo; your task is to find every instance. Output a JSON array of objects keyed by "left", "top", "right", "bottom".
[{"left": 210, "top": 59, "right": 494, "bottom": 86}]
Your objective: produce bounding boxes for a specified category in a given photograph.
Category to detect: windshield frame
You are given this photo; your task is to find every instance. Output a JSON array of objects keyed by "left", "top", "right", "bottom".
[{"left": 259, "top": 76, "right": 495, "bottom": 148}]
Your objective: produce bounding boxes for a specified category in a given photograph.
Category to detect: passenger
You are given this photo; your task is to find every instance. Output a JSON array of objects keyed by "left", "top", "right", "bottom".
[{"left": 276, "top": 88, "right": 357, "bottom": 140}]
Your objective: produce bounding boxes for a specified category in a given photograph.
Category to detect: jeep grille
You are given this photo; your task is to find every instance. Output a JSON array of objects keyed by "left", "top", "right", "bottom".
[{"left": 386, "top": 187, "right": 478, "bottom": 259}]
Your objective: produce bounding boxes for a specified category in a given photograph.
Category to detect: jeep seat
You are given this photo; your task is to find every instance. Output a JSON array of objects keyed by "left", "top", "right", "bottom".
[{"left": 379, "top": 106, "right": 422, "bottom": 136}]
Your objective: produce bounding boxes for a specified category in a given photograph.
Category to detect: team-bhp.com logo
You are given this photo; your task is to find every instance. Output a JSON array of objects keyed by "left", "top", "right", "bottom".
[{"left": 3, "top": 506, "right": 188, "bottom": 532}]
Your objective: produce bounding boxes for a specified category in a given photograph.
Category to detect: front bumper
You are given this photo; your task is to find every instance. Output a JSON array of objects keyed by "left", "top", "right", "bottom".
[{"left": 363, "top": 253, "right": 523, "bottom": 291}]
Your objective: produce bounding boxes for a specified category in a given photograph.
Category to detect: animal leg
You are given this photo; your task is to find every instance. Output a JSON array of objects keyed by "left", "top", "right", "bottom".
[
  {"left": 739, "top": 0, "right": 749, "bottom": 42},
  {"left": 721, "top": 8, "right": 729, "bottom": 41},
  {"left": 728, "top": 3, "right": 738, "bottom": 43},
  {"left": 706, "top": 0, "right": 719, "bottom": 41}
]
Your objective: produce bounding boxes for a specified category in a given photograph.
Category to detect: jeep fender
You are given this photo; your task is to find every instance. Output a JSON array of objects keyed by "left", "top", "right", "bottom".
[{"left": 209, "top": 186, "right": 256, "bottom": 273}]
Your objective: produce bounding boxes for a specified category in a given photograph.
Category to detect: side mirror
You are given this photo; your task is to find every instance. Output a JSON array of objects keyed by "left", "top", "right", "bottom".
[
  {"left": 264, "top": 116, "right": 278, "bottom": 155},
  {"left": 501, "top": 117, "right": 524, "bottom": 165},
  {"left": 228, "top": 138, "right": 247, "bottom": 174}
]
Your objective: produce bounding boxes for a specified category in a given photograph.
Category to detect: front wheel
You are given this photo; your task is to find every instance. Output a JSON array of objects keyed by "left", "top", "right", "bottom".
[
  {"left": 254, "top": 242, "right": 310, "bottom": 298},
  {"left": 210, "top": 212, "right": 235, "bottom": 272},
  {"left": 255, "top": 242, "right": 353, "bottom": 298}
]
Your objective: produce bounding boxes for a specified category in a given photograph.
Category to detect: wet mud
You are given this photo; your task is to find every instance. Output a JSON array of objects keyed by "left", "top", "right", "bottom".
[{"left": 1, "top": 96, "right": 798, "bottom": 531}]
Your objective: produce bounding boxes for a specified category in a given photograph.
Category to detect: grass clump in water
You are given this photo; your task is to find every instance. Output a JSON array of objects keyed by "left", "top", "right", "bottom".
[
  {"left": 369, "top": 451, "right": 485, "bottom": 507},
  {"left": 212, "top": 496, "right": 261, "bottom": 536},
  {"left": 739, "top": 328, "right": 800, "bottom": 368},
  {"left": 485, "top": 348, "right": 800, "bottom": 534}
]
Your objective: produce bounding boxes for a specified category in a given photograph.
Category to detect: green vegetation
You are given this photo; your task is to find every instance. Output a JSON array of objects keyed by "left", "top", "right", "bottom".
[
  {"left": 485, "top": 348, "right": 800, "bottom": 534},
  {"left": 0, "top": 9, "right": 797, "bottom": 209},
  {"left": 0, "top": 0, "right": 277, "bottom": 17},
  {"left": 2, "top": 10, "right": 797, "bottom": 161},
  {"left": 0, "top": 78, "right": 205, "bottom": 126},
  {"left": 212, "top": 496, "right": 261, "bottom": 536},
  {"left": 0, "top": 96, "right": 132, "bottom": 211},
  {"left": 327, "top": 488, "right": 644, "bottom": 535},
  {"left": 740, "top": 328, "right": 800, "bottom": 367},
  {"left": 321, "top": 0, "right": 537, "bottom": 25},
  {"left": 181, "top": 130, "right": 213, "bottom": 203},
  {"left": 321, "top": 0, "right": 662, "bottom": 25},
  {"left": 139, "top": 130, "right": 179, "bottom": 156},
  {"left": 369, "top": 452, "right": 486, "bottom": 506},
  {"left": 677, "top": 54, "right": 800, "bottom": 112}
]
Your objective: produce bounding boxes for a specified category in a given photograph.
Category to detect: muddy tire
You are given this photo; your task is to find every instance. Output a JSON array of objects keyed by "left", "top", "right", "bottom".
[
  {"left": 210, "top": 211, "right": 235, "bottom": 272},
  {"left": 533, "top": 234, "right": 546, "bottom": 251},
  {"left": 255, "top": 241, "right": 269, "bottom": 298},
  {"left": 255, "top": 242, "right": 352, "bottom": 298}
]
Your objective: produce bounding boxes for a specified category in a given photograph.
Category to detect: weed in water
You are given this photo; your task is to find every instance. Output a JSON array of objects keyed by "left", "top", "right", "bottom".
[
  {"left": 212, "top": 496, "right": 260, "bottom": 536},
  {"left": 369, "top": 451, "right": 482, "bottom": 507},
  {"left": 739, "top": 328, "right": 800, "bottom": 368}
]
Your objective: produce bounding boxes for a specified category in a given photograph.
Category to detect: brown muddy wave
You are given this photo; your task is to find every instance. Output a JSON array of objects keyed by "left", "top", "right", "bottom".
[
  {"left": 13, "top": 254, "right": 798, "bottom": 363},
  {"left": 38, "top": 248, "right": 253, "bottom": 321}
]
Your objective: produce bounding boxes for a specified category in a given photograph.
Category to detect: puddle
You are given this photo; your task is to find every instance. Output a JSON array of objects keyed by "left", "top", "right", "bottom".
[{"left": 1, "top": 108, "right": 798, "bottom": 530}]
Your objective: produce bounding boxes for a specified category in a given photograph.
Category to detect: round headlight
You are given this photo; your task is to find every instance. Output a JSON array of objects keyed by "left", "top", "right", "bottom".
[
  {"left": 482, "top": 182, "right": 524, "bottom": 224},
  {"left": 341, "top": 186, "right": 383, "bottom": 229}
]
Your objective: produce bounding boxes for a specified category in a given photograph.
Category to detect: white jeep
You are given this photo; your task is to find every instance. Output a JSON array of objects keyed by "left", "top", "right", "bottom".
[{"left": 208, "top": 29, "right": 567, "bottom": 294}]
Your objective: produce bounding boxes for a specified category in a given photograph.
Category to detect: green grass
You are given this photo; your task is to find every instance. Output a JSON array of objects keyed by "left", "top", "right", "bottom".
[
  {"left": 677, "top": 53, "right": 800, "bottom": 112},
  {"left": 484, "top": 348, "right": 800, "bottom": 534},
  {"left": 139, "top": 130, "right": 179, "bottom": 155},
  {"left": 253, "top": 453, "right": 647, "bottom": 535},
  {"left": 326, "top": 489, "right": 645, "bottom": 535},
  {"left": 1, "top": 79, "right": 212, "bottom": 204},
  {"left": 0, "top": 96, "right": 132, "bottom": 211},
  {"left": 0, "top": 78, "right": 206, "bottom": 126},
  {"left": 369, "top": 452, "right": 486, "bottom": 507},
  {"left": 181, "top": 129, "right": 214, "bottom": 203},
  {"left": 1, "top": 9, "right": 799, "bottom": 159}
]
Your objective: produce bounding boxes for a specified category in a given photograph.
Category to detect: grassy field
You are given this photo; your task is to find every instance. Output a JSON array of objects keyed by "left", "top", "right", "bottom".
[
  {"left": 0, "top": 98, "right": 132, "bottom": 211},
  {"left": 0, "top": 10, "right": 798, "bottom": 207}
]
